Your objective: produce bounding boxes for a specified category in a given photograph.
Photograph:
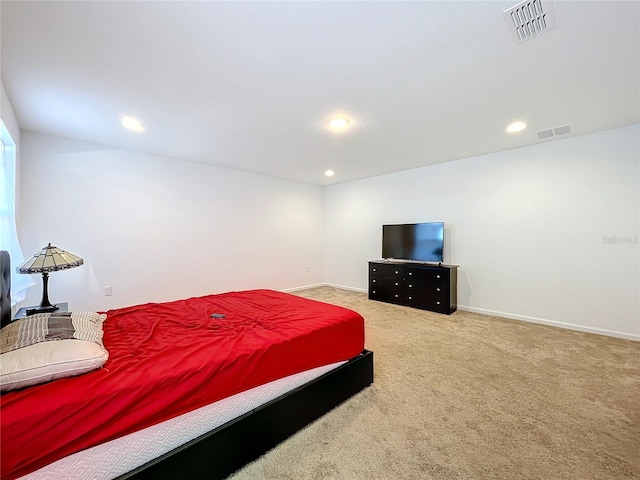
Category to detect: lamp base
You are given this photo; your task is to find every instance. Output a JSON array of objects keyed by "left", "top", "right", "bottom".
[{"left": 26, "top": 304, "right": 59, "bottom": 316}]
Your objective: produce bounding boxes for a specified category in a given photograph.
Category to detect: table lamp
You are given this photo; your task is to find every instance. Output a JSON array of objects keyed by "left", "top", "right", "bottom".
[{"left": 17, "top": 243, "right": 84, "bottom": 314}]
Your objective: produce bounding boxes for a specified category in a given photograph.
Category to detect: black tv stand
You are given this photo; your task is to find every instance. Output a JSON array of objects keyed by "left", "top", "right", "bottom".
[{"left": 368, "top": 260, "right": 458, "bottom": 314}]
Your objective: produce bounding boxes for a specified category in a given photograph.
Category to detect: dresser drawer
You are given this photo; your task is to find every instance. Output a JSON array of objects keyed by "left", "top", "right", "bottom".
[
  {"left": 369, "top": 287, "right": 405, "bottom": 304},
  {"left": 405, "top": 267, "right": 449, "bottom": 284},
  {"left": 407, "top": 294, "right": 451, "bottom": 313},
  {"left": 369, "top": 263, "right": 403, "bottom": 278},
  {"left": 406, "top": 282, "right": 448, "bottom": 295},
  {"left": 369, "top": 276, "right": 403, "bottom": 291}
]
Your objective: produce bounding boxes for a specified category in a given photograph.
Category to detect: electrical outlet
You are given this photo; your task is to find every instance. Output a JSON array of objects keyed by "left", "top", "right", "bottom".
[{"left": 104, "top": 286, "right": 112, "bottom": 296}]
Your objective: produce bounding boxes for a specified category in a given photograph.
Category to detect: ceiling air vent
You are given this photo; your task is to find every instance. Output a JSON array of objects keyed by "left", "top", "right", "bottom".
[
  {"left": 537, "top": 124, "right": 571, "bottom": 140},
  {"left": 504, "top": 0, "right": 557, "bottom": 44},
  {"left": 537, "top": 128, "right": 554, "bottom": 139}
]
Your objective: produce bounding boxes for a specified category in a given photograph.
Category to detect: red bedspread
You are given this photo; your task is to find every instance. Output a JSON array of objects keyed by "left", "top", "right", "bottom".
[{"left": 0, "top": 290, "right": 364, "bottom": 479}]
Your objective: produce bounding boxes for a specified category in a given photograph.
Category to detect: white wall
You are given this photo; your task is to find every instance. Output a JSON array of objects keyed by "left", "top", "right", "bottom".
[
  {"left": 16, "top": 126, "right": 640, "bottom": 339},
  {"left": 19, "top": 132, "right": 325, "bottom": 311},
  {"left": 325, "top": 125, "right": 640, "bottom": 340}
]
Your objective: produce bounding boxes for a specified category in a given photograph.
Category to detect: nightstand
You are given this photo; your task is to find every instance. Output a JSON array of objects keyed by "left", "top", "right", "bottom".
[{"left": 13, "top": 302, "right": 69, "bottom": 320}]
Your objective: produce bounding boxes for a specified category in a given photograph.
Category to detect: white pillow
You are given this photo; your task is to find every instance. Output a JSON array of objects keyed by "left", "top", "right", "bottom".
[
  {"left": 0, "top": 311, "right": 109, "bottom": 392},
  {"left": 0, "top": 339, "right": 108, "bottom": 391}
]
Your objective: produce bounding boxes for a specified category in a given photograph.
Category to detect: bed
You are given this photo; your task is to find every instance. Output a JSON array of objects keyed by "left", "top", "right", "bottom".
[{"left": 0, "top": 251, "right": 374, "bottom": 479}]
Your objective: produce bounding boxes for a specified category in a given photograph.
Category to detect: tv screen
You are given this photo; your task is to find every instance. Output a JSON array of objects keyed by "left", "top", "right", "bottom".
[{"left": 382, "top": 222, "right": 444, "bottom": 263}]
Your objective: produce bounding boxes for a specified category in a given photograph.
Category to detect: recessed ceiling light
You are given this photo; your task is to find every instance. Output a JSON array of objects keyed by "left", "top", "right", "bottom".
[
  {"left": 121, "top": 116, "right": 145, "bottom": 132},
  {"left": 318, "top": 110, "right": 364, "bottom": 135},
  {"left": 325, "top": 170, "right": 335, "bottom": 177},
  {"left": 506, "top": 121, "right": 527, "bottom": 133},
  {"left": 329, "top": 117, "right": 349, "bottom": 131},
  {"left": 327, "top": 113, "right": 355, "bottom": 134}
]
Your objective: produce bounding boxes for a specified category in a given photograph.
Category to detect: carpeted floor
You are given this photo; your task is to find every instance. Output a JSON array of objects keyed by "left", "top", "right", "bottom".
[{"left": 229, "top": 287, "right": 640, "bottom": 480}]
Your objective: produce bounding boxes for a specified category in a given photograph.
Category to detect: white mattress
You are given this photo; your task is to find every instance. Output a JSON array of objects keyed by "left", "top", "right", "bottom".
[{"left": 20, "top": 361, "right": 345, "bottom": 480}]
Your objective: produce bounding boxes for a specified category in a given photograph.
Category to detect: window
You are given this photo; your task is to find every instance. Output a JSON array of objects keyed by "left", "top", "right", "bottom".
[{"left": 1, "top": 120, "right": 33, "bottom": 304}]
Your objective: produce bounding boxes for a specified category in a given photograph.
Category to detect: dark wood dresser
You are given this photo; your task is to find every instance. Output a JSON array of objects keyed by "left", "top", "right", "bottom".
[{"left": 368, "top": 261, "right": 458, "bottom": 314}]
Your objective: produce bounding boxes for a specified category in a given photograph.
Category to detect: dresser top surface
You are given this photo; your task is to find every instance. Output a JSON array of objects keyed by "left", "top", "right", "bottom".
[{"left": 369, "top": 260, "right": 458, "bottom": 268}]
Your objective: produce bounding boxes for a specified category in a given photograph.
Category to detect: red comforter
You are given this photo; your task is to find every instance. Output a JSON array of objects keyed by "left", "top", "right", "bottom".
[{"left": 0, "top": 290, "right": 365, "bottom": 479}]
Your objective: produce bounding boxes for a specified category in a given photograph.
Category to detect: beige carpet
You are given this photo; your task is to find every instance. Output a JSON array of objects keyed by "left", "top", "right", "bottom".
[{"left": 229, "top": 287, "right": 640, "bottom": 480}]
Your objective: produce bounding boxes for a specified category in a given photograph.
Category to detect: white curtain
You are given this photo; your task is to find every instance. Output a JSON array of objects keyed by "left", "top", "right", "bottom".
[{"left": 0, "top": 125, "right": 34, "bottom": 304}]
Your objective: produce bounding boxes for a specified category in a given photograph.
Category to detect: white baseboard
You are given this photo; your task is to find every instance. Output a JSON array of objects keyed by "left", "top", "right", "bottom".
[
  {"left": 281, "top": 283, "right": 326, "bottom": 293},
  {"left": 458, "top": 305, "right": 640, "bottom": 342},
  {"left": 282, "top": 284, "right": 639, "bottom": 342},
  {"left": 283, "top": 283, "right": 367, "bottom": 294},
  {"left": 324, "top": 283, "right": 367, "bottom": 293}
]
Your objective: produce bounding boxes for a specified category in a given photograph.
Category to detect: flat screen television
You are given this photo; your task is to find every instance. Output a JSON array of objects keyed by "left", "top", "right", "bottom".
[{"left": 382, "top": 222, "right": 444, "bottom": 263}]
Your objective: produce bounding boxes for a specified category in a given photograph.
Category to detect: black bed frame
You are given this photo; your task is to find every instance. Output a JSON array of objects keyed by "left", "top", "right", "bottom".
[
  {"left": 0, "top": 250, "right": 374, "bottom": 480},
  {"left": 120, "top": 349, "right": 373, "bottom": 480}
]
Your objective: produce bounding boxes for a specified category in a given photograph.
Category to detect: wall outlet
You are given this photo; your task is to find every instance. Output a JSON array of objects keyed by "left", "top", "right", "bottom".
[{"left": 104, "top": 286, "right": 113, "bottom": 296}]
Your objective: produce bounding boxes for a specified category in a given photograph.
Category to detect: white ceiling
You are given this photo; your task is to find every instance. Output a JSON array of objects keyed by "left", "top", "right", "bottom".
[{"left": 1, "top": 1, "right": 638, "bottom": 186}]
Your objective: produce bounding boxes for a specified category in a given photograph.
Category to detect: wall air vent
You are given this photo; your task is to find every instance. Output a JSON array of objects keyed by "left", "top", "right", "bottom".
[
  {"left": 504, "top": 0, "right": 557, "bottom": 44},
  {"left": 537, "top": 124, "right": 571, "bottom": 140}
]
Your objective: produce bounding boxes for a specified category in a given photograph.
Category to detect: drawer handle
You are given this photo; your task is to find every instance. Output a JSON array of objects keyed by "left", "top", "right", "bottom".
[
  {"left": 395, "top": 270, "right": 399, "bottom": 274},
  {"left": 395, "top": 282, "right": 399, "bottom": 286},
  {"left": 436, "top": 275, "right": 441, "bottom": 279},
  {"left": 409, "top": 272, "right": 412, "bottom": 276},
  {"left": 372, "top": 290, "right": 376, "bottom": 294},
  {"left": 408, "top": 284, "right": 413, "bottom": 288},
  {"left": 436, "top": 287, "right": 440, "bottom": 292},
  {"left": 395, "top": 294, "right": 399, "bottom": 298},
  {"left": 408, "top": 296, "right": 412, "bottom": 300},
  {"left": 436, "top": 301, "right": 441, "bottom": 305},
  {"left": 373, "top": 279, "right": 376, "bottom": 283},
  {"left": 373, "top": 268, "right": 377, "bottom": 272}
]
